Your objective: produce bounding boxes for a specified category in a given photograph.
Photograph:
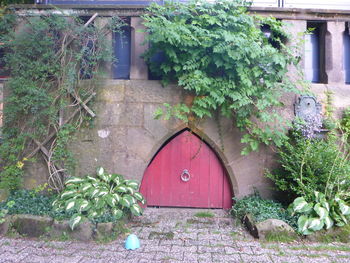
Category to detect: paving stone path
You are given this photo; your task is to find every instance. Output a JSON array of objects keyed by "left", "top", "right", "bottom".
[{"left": 1, "top": 208, "right": 350, "bottom": 262}]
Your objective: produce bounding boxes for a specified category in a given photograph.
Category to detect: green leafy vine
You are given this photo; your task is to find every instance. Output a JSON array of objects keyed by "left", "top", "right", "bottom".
[
  {"left": 143, "top": 0, "right": 302, "bottom": 154},
  {"left": 0, "top": 11, "right": 125, "bottom": 191}
]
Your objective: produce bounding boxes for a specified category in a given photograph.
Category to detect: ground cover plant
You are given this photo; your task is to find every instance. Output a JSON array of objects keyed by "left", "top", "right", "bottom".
[
  {"left": 144, "top": 0, "right": 302, "bottom": 155},
  {"left": 231, "top": 192, "right": 298, "bottom": 230}
]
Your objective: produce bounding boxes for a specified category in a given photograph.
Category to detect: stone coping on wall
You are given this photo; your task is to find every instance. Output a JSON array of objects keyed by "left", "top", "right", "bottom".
[{"left": 10, "top": 4, "right": 350, "bottom": 21}]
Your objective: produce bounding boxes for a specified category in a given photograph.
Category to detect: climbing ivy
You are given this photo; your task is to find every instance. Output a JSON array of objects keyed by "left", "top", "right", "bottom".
[
  {"left": 143, "top": 0, "right": 301, "bottom": 154},
  {"left": 0, "top": 12, "right": 124, "bottom": 190}
]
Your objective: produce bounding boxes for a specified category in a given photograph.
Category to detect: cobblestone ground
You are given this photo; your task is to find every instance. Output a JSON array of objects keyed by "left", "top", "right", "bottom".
[{"left": 1, "top": 208, "right": 350, "bottom": 262}]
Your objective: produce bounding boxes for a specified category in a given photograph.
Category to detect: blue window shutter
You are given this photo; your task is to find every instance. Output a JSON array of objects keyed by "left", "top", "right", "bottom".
[{"left": 113, "top": 24, "right": 131, "bottom": 80}]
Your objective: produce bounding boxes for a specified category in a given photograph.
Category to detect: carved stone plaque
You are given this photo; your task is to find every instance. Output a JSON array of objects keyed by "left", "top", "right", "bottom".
[{"left": 294, "top": 95, "right": 322, "bottom": 120}]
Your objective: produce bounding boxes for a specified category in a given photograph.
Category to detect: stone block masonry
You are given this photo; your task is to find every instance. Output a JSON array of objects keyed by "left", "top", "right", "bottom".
[
  {"left": 10, "top": 5, "right": 350, "bottom": 200},
  {"left": 69, "top": 79, "right": 279, "bottom": 199}
]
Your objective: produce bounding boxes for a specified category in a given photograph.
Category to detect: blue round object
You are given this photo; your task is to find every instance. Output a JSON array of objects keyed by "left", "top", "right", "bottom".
[{"left": 125, "top": 234, "right": 140, "bottom": 250}]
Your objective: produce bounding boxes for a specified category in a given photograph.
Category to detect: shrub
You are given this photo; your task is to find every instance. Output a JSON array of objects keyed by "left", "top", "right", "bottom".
[
  {"left": 266, "top": 131, "right": 350, "bottom": 203},
  {"left": 267, "top": 120, "right": 350, "bottom": 235},
  {"left": 231, "top": 193, "right": 298, "bottom": 230},
  {"left": 52, "top": 167, "right": 146, "bottom": 230}
]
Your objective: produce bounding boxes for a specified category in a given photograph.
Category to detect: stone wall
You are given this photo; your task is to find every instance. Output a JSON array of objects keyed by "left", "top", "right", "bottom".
[
  {"left": 70, "top": 80, "right": 280, "bottom": 199},
  {"left": 9, "top": 5, "right": 350, "bottom": 200}
]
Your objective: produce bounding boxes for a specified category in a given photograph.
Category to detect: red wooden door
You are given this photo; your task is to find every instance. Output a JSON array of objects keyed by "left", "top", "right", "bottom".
[{"left": 140, "top": 130, "right": 232, "bottom": 209}]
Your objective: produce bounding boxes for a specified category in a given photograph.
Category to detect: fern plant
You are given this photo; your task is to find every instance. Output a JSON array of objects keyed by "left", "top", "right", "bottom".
[{"left": 52, "top": 167, "right": 146, "bottom": 230}]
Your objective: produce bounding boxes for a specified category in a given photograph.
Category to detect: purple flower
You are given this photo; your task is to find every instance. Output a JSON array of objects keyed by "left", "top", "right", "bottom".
[{"left": 295, "top": 114, "right": 322, "bottom": 139}]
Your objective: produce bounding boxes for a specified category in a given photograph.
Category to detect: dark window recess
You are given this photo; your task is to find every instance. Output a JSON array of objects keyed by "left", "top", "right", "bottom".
[
  {"left": 113, "top": 21, "right": 131, "bottom": 80},
  {"left": 305, "top": 22, "right": 327, "bottom": 84},
  {"left": 0, "top": 46, "right": 8, "bottom": 79},
  {"left": 148, "top": 50, "right": 165, "bottom": 80},
  {"left": 344, "top": 22, "right": 350, "bottom": 84},
  {"left": 80, "top": 16, "right": 94, "bottom": 79},
  {"left": 260, "top": 21, "right": 287, "bottom": 50}
]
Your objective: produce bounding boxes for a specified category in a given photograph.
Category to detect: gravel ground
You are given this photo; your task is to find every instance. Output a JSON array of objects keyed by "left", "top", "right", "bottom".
[{"left": 0, "top": 208, "right": 350, "bottom": 263}]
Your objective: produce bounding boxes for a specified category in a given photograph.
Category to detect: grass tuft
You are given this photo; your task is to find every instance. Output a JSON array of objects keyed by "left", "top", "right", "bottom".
[{"left": 194, "top": 211, "right": 215, "bottom": 218}]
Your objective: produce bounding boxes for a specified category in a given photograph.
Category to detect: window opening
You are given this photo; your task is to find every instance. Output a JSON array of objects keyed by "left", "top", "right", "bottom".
[
  {"left": 148, "top": 50, "right": 165, "bottom": 80},
  {"left": 113, "top": 18, "right": 131, "bottom": 80},
  {"left": 0, "top": 44, "right": 7, "bottom": 79},
  {"left": 305, "top": 22, "right": 327, "bottom": 84}
]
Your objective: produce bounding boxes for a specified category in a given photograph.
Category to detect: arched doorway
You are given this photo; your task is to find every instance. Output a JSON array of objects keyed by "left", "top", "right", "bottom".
[{"left": 140, "top": 130, "right": 233, "bottom": 209}]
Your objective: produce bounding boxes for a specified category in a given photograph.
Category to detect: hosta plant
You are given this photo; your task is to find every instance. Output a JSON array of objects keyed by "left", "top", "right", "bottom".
[
  {"left": 292, "top": 191, "right": 350, "bottom": 235},
  {"left": 52, "top": 167, "right": 146, "bottom": 230}
]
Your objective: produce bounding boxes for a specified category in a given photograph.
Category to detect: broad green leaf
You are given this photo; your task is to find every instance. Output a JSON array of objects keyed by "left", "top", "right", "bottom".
[
  {"left": 105, "top": 194, "right": 116, "bottom": 207},
  {"left": 61, "top": 190, "right": 78, "bottom": 199},
  {"left": 97, "top": 190, "right": 108, "bottom": 197},
  {"left": 111, "top": 208, "right": 123, "bottom": 219},
  {"left": 126, "top": 187, "right": 135, "bottom": 195},
  {"left": 112, "top": 193, "right": 120, "bottom": 203},
  {"left": 81, "top": 183, "right": 93, "bottom": 192},
  {"left": 78, "top": 200, "right": 90, "bottom": 212},
  {"left": 100, "top": 173, "right": 109, "bottom": 182},
  {"left": 307, "top": 218, "right": 324, "bottom": 232},
  {"left": 133, "top": 192, "right": 144, "bottom": 202},
  {"left": 96, "top": 198, "right": 105, "bottom": 209},
  {"left": 339, "top": 202, "right": 350, "bottom": 215},
  {"left": 52, "top": 199, "right": 58, "bottom": 207},
  {"left": 124, "top": 194, "right": 136, "bottom": 205},
  {"left": 324, "top": 216, "right": 334, "bottom": 229},
  {"left": 297, "top": 215, "right": 309, "bottom": 233},
  {"left": 293, "top": 197, "right": 311, "bottom": 213},
  {"left": 126, "top": 180, "right": 139, "bottom": 190},
  {"left": 87, "top": 176, "right": 98, "bottom": 183},
  {"left": 314, "top": 203, "right": 327, "bottom": 220},
  {"left": 314, "top": 191, "right": 323, "bottom": 202},
  {"left": 336, "top": 221, "right": 346, "bottom": 227},
  {"left": 69, "top": 214, "right": 82, "bottom": 230},
  {"left": 90, "top": 189, "right": 100, "bottom": 198},
  {"left": 113, "top": 177, "right": 120, "bottom": 186},
  {"left": 65, "top": 200, "right": 76, "bottom": 212},
  {"left": 321, "top": 201, "right": 330, "bottom": 212},
  {"left": 116, "top": 186, "right": 128, "bottom": 193},
  {"left": 88, "top": 210, "right": 98, "bottom": 219},
  {"left": 65, "top": 177, "right": 84, "bottom": 185},
  {"left": 140, "top": 198, "right": 146, "bottom": 205},
  {"left": 97, "top": 167, "right": 104, "bottom": 176},
  {"left": 120, "top": 197, "right": 131, "bottom": 207},
  {"left": 340, "top": 214, "right": 348, "bottom": 225},
  {"left": 130, "top": 204, "right": 143, "bottom": 216}
]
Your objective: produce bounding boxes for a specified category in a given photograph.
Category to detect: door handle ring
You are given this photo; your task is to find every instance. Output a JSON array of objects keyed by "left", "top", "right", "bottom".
[{"left": 181, "top": 169, "right": 190, "bottom": 182}]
